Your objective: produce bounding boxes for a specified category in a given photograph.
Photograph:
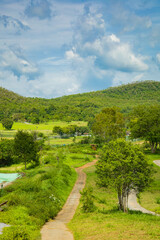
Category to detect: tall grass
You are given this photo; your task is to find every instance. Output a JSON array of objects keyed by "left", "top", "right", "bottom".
[{"left": 0, "top": 163, "right": 77, "bottom": 239}]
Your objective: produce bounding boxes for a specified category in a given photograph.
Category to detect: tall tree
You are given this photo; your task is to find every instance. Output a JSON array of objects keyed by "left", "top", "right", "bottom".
[
  {"left": 1, "top": 118, "right": 13, "bottom": 130},
  {"left": 96, "top": 139, "right": 153, "bottom": 212},
  {"left": 92, "top": 107, "right": 125, "bottom": 142},
  {"left": 14, "top": 130, "right": 39, "bottom": 170},
  {"left": 129, "top": 105, "right": 160, "bottom": 153}
]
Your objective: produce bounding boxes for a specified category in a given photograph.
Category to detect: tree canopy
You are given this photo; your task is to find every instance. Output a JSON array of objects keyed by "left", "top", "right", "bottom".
[
  {"left": 14, "top": 130, "right": 39, "bottom": 169},
  {"left": 129, "top": 105, "right": 160, "bottom": 153},
  {"left": 96, "top": 139, "right": 153, "bottom": 212},
  {"left": 1, "top": 81, "right": 160, "bottom": 123},
  {"left": 2, "top": 118, "right": 14, "bottom": 130},
  {"left": 92, "top": 107, "right": 125, "bottom": 142}
]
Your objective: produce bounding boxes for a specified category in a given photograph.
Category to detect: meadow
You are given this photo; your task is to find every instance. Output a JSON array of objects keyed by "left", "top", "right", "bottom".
[
  {"left": 0, "top": 136, "right": 96, "bottom": 239},
  {"left": 68, "top": 160, "right": 160, "bottom": 240},
  {"left": 0, "top": 120, "right": 160, "bottom": 239},
  {"left": 0, "top": 121, "right": 87, "bottom": 145}
]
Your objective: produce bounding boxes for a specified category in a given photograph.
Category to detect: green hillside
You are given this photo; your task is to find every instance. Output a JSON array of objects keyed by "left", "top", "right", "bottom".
[{"left": 0, "top": 80, "right": 160, "bottom": 122}]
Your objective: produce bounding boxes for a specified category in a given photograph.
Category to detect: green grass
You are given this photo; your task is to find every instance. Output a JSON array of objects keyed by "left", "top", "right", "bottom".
[
  {"left": 0, "top": 121, "right": 87, "bottom": 131},
  {"left": 139, "top": 152, "right": 160, "bottom": 214},
  {"left": 68, "top": 165, "right": 160, "bottom": 240},
  {"left": 0, "top": 163, "right": 77, "bottom": 239},
  {"left": 46, "top": 136, "right": 83, "bottom": 146},
  {"left": 0, "top": 121, "right": 87, "bottom": 139}
]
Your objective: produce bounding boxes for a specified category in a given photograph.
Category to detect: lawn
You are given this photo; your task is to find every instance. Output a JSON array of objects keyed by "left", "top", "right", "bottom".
[{"left": 68, "top": 164, "right": 160, "bottom": 240}]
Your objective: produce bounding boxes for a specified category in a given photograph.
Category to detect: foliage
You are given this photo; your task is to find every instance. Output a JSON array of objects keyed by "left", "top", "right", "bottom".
[
  {"left": 14, "top": 130, "right": 39, "bottom": 170},
  {"left": 96, "top": 139, "right": 153, "bottom": 212},
  {"left": 80, "top": 187, "right": 96, "bottom": 212},
  {"left": 0, "top": 139, "right": 15, "bottom": 166},
  {"left": 129, "top": 105, "right": 160, "bottom": 153},
  {"left": 1, "top": 81, "right": 160, "bottom": 122},
  {"left": 1, "top": 118, "right": 13, "bottom": 130},
  {"left": 92, "top": 107, "right": 125, "bottom": 142},
  {"left": 0, "top": 163, "right": 76, "bottom": 239},
  {"left": 53, "top": 125, "right": 90, "bottom": 137},
  {"left": 68, "top": 163, "right": 160, "bottom": 240}
]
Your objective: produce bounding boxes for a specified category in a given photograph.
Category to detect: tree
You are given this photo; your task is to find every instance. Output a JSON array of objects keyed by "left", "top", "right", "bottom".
[
  {"left": 14, "top": 130, "right": 39, "bottom": 170},
  {"left": 2, "top": 118, "right": 14, "bottom": 130},
  {"left": 53, "top": 126, "right": 64, "bottom": 137},
  {"left": 96, "top": 139, "right": 153, "bottom": 212},
  {"left": 92, "top": 107, "right": 125, "bottom": 142},
  {"left": 129, "top": 105, "right": 160, "bottom": 153},
  {"left": 0, "top": 139, "right": 14, "bottom": 166}
]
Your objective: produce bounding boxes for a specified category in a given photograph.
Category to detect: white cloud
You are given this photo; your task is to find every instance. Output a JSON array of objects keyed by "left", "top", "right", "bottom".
[
  {"left": 112, "top": 72, "right": 144, "bottom": 87},
  {"left": 0, "top": 46, "right": 37, "bottom": 75},
  {"left": 82, "top": 35, "right": 148, "bottom": 72}
]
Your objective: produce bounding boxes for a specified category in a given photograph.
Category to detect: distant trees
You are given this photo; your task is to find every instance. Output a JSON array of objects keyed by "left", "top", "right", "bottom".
[
  {"left": 14, "top": 130, "right": 39, "bottom": 170},
  {"left": 2, "top": 118, "right": 14, "bottom": 130},
  {"left": 92, "top": 107, "right": 125, "bottom": 142},
  {"left": 96, "top": 139, "right": 153, "bottom": 212},
  {"left": 0, "top": 139, "right": 14, "bottom": 166},
  {"left": 129, "top": 105, "right": 160, "bottom": 153},
  {"left": 53, "top": 125, "right": 90, "bottom": 138}
]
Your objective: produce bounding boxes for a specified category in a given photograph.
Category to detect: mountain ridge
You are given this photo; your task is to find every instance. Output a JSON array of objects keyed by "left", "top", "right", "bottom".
[{"left": 0, "top": 80, "right": 160, "bottom": 122}]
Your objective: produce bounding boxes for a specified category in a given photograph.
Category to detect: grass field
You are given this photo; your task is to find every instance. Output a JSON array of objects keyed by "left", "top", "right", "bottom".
[
  {"left": 0, "top": 121, "right": 87, "bottom": 131},
  {"left": 0, "top": 121, "right": 87, "bottom": 140},
  {"left": 68, "top": 162, "right": 160, "bottom": 240}
]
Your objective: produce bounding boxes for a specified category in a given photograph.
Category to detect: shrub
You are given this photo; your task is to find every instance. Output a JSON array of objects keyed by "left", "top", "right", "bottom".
[{"left": 80, "top": 187, "right": 96, "bottom": 212}]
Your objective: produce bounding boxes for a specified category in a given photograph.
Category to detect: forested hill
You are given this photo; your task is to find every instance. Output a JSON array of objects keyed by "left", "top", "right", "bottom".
[{"left": 0, "top": 80, "right": 160, "bottom": 122}]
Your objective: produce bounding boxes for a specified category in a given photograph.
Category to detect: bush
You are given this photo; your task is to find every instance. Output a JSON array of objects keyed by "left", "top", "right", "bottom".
[
  {"left": 0, "top": 226, "right": 33, "bottom": 240},
  {"left": 80, "top": 187, "right": 96, "bottom": 212},
  {"left": 1, "top": 118, "right": 13, "bottom": 130}
]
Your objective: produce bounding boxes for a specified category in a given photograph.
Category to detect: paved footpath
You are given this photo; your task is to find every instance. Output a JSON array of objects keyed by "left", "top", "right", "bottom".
[
  {"left": 128, "top": 160, "right": 160, "bottom": 216},
  {"left": 41, "top": 159, "right": 97, "bottom": 240}
]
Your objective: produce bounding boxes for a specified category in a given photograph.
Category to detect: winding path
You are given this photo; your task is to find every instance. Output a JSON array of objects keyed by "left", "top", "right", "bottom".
[
  {"left": 41, "top": 159, "right": 97, "bottom": 240},
  {"left": 128, "top": 160, "right": 160, "bottom": 216}
]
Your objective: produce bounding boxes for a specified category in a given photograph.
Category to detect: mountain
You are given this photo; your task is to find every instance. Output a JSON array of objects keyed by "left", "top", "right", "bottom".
[{"left": 0, "top": 80, "right": 160, "bottom": 123}]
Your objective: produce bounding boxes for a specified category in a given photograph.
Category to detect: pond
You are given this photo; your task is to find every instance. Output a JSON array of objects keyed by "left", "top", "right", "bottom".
[{"left": 0, "top": 173, "right": 20, "bottom": 184}]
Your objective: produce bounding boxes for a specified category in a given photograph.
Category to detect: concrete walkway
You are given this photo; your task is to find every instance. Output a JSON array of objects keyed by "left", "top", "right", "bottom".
[
  {"left": 128, "top": 160, "right": 160, "bottom": 216},
  {"left": 41, "top": 159, "right": 97, "bottom": 240}
]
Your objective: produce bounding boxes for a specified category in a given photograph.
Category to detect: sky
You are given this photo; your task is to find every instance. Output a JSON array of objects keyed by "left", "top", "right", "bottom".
[{"left": 0, "top": 0, "right": 160, "bottom": 98}]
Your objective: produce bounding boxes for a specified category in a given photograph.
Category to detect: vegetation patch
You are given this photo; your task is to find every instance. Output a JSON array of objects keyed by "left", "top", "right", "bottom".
[
  {"left": 0, "top": 163, "right": 77, "bottom": 239},
  {"left": 68, "top": 164, "right": 160, "bottom": 240}
]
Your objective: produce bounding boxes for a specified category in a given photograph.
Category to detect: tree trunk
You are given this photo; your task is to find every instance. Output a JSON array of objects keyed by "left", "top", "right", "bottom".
[
  {"left": 118, "top": 188, "right": 123, "bottom": 211},
  {"left": 150, "top": 142, "right": 157, "bottom": 153}
]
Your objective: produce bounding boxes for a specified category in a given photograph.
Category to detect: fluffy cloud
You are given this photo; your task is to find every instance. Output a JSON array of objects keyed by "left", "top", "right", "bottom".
[
  {"left": 69, "top": 6, "right": 148, "bottom": 75},
  {"left": 0, "top": 46, "right": 38, "bottom": 76},
  {"left": 112, "top": 72, "right": 145, "bottom": 87},
  {"left": 0, "top": 69, "right": 81, "bottom": 98}
]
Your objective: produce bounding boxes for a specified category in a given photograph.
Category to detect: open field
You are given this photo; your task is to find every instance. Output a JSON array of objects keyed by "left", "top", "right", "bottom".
[
  {"left": 0, "top": 121, "right": 87, "bottom": 140},
  {"left": 68, "top": 163, "right": 160, "bottom": 240}
]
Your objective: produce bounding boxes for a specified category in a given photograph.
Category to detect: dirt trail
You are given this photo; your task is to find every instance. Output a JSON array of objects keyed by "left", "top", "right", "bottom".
[
  {"left": 128, "top": 160, "right": 160, "bottom": 216},
  {"left": 41, "top": 159, "right": 97, "bottom": 240}
]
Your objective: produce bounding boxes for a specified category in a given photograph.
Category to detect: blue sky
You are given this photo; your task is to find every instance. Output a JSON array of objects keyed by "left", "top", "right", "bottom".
[{"left": 0, "top": 0, "right": 160, "bottom": 98}]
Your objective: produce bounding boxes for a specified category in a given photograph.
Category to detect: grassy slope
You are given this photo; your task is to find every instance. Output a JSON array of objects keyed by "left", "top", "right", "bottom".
[
  {"left": 1, "top": 81, "right": 160, "bottom": 121},
  {"left": 0, "top": 144, "right": 96, "bottom": 239},
  {"left": 68, "top": 164, "right": 160, "bottom": 240}
]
